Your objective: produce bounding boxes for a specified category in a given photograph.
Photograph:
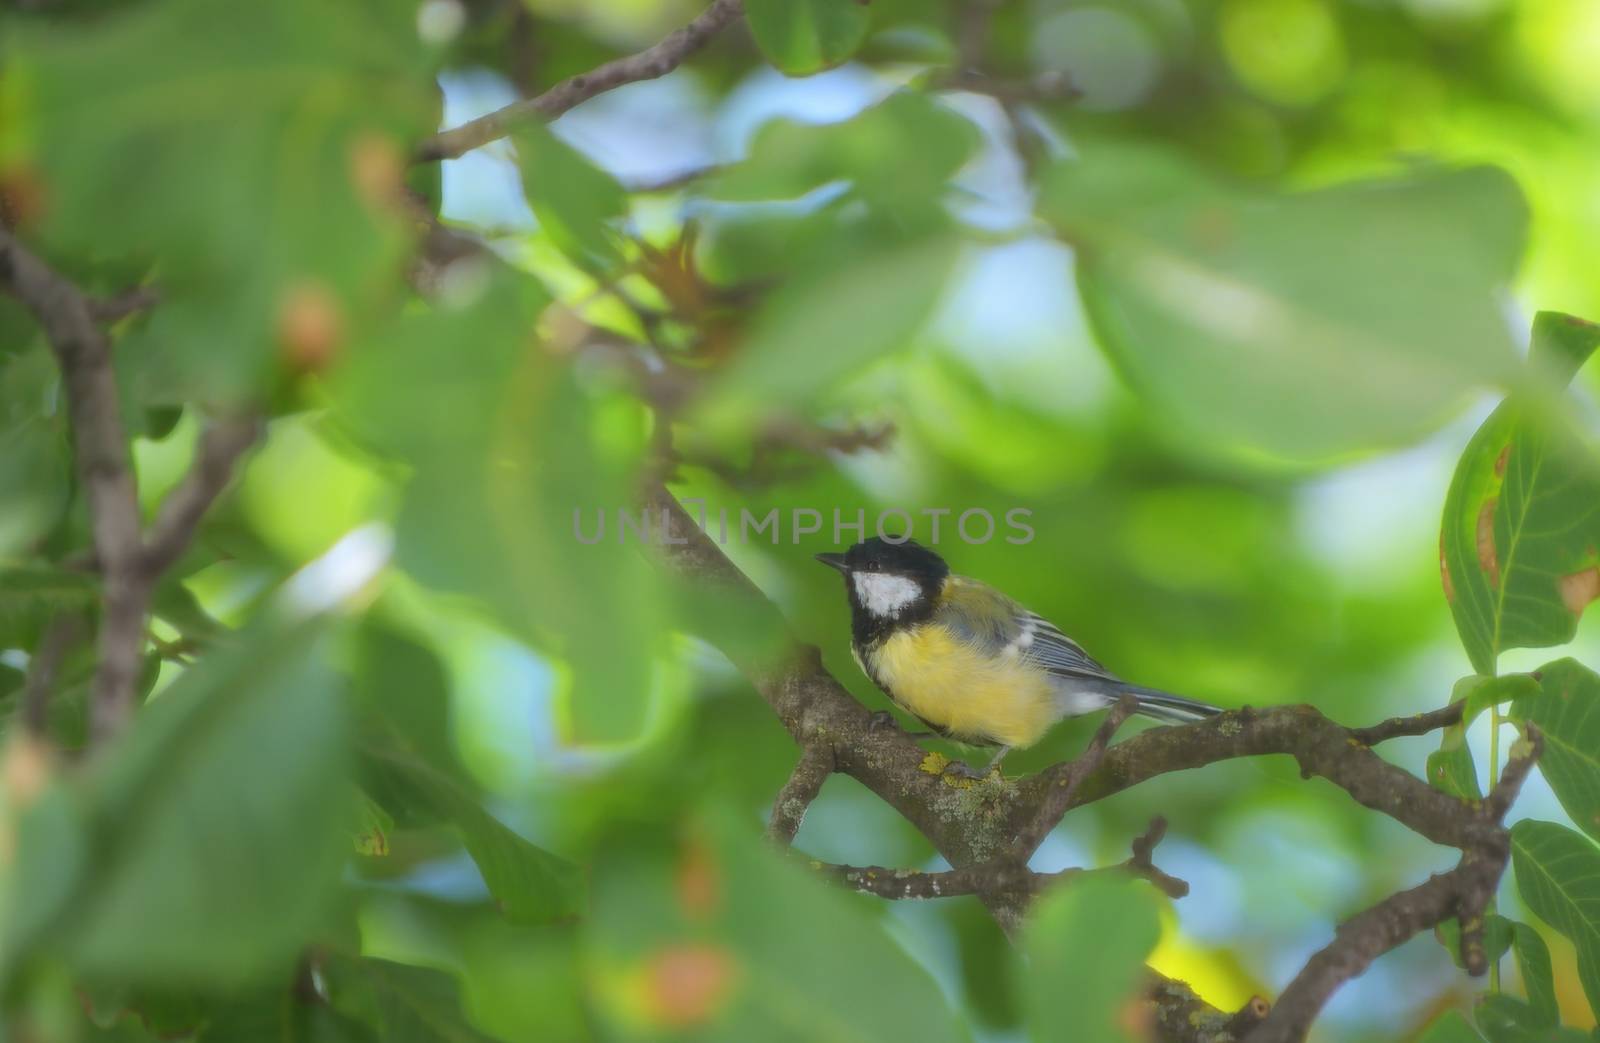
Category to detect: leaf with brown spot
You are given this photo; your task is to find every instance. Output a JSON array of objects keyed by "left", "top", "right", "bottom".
[
  {"left": 1441, "top": 312, "right": 1600, "bottom": 672},
  {"left": 1475, "top": 497, "right": 1501, "bottom": 589},
  {"left": 1560, "top": 566, "right": 1600, "bottom": 615}
]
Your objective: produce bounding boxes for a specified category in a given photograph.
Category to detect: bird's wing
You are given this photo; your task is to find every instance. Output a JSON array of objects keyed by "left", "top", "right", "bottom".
[{"left": 935, "top": 577, "right": 1116, "bottom": 681}]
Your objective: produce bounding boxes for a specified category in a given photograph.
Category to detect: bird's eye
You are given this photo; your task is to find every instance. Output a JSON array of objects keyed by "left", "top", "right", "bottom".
[{"left": 864, "top": 561, "right": 880, "bottom": 572}]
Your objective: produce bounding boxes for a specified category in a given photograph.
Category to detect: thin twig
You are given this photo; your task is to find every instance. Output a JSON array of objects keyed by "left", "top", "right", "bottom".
[
  {"left": 20, "top": 614, "right": 84, "bottom": 738},
  {"left": 625, "top": 164, "right": 725, "bottom": 194},
  {"left": 768, "top": 745, "right": 834, "bottom": 846},
  {"left": 1348, "top": 702, "right": 1464, "bottom": 746},
  {"left": 1246, "top": 732, "right": 1537, "bottom": 1043},
  {"left": 88, "top": 286, "right": 160, "bottom": 323},
  {"left": 1007, "top": 695, "right": 1137, "bottom": 860},
  {"left": 1127, "top": 817, "right": 1189, "bottom": 900},
  {"left": 0, "top": 227, "right": 147, "bottom": 745},
  {"left": 142, "top": 416, "right": 261, "bottom": 577},
  {"left": 415, "top": 0, "right": 745, "bottom": 162}
]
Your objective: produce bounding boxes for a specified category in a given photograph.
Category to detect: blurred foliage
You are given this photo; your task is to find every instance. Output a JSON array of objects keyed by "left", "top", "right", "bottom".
[{"left": 5, "top": 0, "right": 1600, "bottom": 1042}]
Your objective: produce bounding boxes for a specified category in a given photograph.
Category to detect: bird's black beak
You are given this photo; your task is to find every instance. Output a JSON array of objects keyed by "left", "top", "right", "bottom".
[{"left": 814, "top": 552, "right": 849, "bottom": 573}]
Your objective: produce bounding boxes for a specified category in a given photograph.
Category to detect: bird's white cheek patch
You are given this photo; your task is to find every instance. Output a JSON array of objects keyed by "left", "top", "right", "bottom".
[{"left": 853, "top": 573, "right": 922, "bottom": 617}]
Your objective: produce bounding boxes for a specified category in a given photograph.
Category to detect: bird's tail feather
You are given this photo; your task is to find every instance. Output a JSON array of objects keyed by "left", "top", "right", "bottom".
[{"left": 1122, "top": 684, "right": 1221, "bottom": 723}]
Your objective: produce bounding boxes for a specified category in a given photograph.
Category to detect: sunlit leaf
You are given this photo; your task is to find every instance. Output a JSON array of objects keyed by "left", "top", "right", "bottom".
[
  {"left": 697, "top": 232, "right": 960, "bottom": 435},
  {"left": 1043, "top": 143, "right": 1525, "bottom": 462},
  {"left": 709, "top": 92, "right": 981, "bottom": 214},
  {"left": 1462, "top": 674, "right": 1542, "bottom": 727},
  {"left": 1430, "top": 677, "right": 1485, "bottom": 801},
  {"left": 1022, "top": 875, "right": 1162, "bottom": 1043},
  {"left": 334, "top": 268, "right": 663, "bottom": 744},
  {"left": 513, "top": 122, "right": 628, "bottom": 271},
  {"left": 743, "top": 0, "right": 870, "bottom": 76},
  {"left": 1441, "top": 313, "right": 1600, "bottom": 673},
  {"left": 1510, "top": 819, "right": 1600, "bottom": 1016},
  {"left": 1510, "top": 659, "right": 1600, "bottom": 841}
]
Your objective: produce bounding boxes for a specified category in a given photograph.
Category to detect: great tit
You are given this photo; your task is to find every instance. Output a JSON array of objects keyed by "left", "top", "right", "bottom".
[{"left": 816, "top": 536, "right": 1220, "bottom": 777}]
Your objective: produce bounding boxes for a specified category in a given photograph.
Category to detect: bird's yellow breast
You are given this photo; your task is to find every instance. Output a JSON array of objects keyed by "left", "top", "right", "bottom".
[{"left": 866, "top": 624, "right": 1057, "bottom": 749}]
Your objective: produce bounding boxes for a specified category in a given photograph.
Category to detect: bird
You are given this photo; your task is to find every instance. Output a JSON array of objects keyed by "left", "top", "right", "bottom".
[{"left": 815, "top": 536, "right": 1220, "bottom": 778}]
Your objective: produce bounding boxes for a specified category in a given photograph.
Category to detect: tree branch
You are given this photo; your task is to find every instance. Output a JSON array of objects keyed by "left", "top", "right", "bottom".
[
  {"left": 1348, "top": 702, "right": 1464, "bottom": 746},
  {"left": 142, "top": 416, "right": 260, "bottom": 577},
  {"left": 768, "top": 745, "right": 834, "bottom": 846},
  {"left": 0, "top": 227, "right": 147, "bottom": 745},
  {"left": 0, "top": 230, "right": 258, "bottom": 745},
  {"left": 87, "top": 285, "right": 160, "bottom": 323},
  {"left": 414, "top": 0, "right": 745, "bottom": 162},
  {"left": 641, "top": 481, "right": 1520, "bottom": 1042},
  {"left": 1006, "top": 695, "right": 1135, "bottom": 860},
  {"left": 816, "top": 818, "right": 1190, "bottom": 902}
]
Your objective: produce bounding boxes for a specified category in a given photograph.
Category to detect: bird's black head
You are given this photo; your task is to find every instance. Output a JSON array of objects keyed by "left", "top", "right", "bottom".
[{"left": 815, "top": 537, "right": 949, "bottom": 638}]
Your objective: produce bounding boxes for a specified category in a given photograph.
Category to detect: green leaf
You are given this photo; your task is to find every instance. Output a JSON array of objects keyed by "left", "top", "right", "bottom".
[
  {"left": 1, "top": 782, "right": 88, "bottom": 969},
  {"left": 150, "top": 579, "right": 232, "bottom": 647},
  {"left": 1463, "top": 674, "right": 1543, "bottom": 727},
  {"left": 0, "top": 343, "right": 72, "bottom": 552},
  {"left": 1436, "top": 913, "right": 1513, "bottom": 970},
  {"left": 334, "top": 269, "right": 663, "bottom": 744},
  {"left": 1430, "top": 679, "right": 1485, "bottom": 800},
  {"left": 1441, "top": 313, "right": 1600, "bottom": 673},
  {"left": 321, "top": 956, "right": 503, "bottom": 1043},
  {"left": 351, "top": 622, "right": 461, "bottom": 780},
  {"left": 743, "top": 0, "right": 870, "bottom": 75},
  {"left": 1043, "top": 143, "right": 1525, "bottom": 462},
  {"left": 587, "top": 807, "right": 965, "bottom": 1042},
  {"left": 697, "top": 232, "right": 960, "bottom": 435},
  {"left": 512, "top": 122, "right": 628, "bottom": 271},
  {"left": 0, "top": 566, "right": 98, "bottom": 649},
  {"left": 360, "top": 745, "right": 586, "bottom": 924},
  {"left": 1510, "top": 819, "right": 1600, "bottom": 1016},
  {"left": 1021, "top": 875, "right": 1162, "bottom": 1043},
  {"left": 11, "top": 0, "right": 434, "bottom": 402},
  {"left": 1420, "top": 1011, "right": 1488, "bottom": 1043},
  {"left": 60, "top": 617, "right": 352, "bottom": 986},
  {"left": 710, "top": 92, "right": 981, "bottom": 215},
  {"left": 201, "top": 988, "right": 379, "bottom": 1042},
  {"left": 1511, "top": 920, "right": 1560, "bottom": 1028},
  {"left": 1477, "top": 994, "right": 1588, "bottom": 1042},
  {"left": 1510, "top": 659, "right": 1600, "bottom": 840}
]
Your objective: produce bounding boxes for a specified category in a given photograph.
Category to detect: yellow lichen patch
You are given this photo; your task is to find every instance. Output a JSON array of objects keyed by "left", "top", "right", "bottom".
[
  {"left": 919, "top": 751, "right": 950, "bottom": 775},
  {"left": 1559, "top": 566, "right": 1600, "bottom": 615}
]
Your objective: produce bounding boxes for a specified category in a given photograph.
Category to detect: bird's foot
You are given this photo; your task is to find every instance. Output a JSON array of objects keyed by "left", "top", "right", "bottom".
[{"left": 943, "top": 759, "right": 1000, "bottom": 782}]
